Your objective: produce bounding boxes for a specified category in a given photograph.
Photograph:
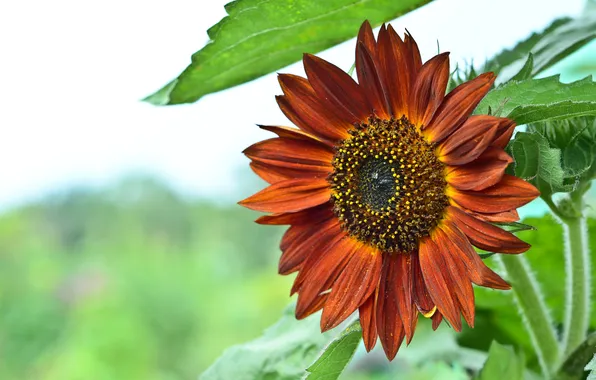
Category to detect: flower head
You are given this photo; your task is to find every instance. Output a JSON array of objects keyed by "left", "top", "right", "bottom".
[{"left": 239, "top": 21, "right": 539, "bottom": 360}]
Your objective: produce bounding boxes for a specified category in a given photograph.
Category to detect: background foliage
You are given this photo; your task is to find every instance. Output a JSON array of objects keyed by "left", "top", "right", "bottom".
[{"left": 0, "top": 174, "right": 594, "bottom": 379}]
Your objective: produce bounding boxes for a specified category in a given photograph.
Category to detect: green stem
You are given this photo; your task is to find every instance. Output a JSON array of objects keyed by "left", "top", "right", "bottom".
[
  {"left": 497, "top": 255, "right": 560, "bottom": 377},
  {"left": 561, "top": 206, "right": 591, "bottom": 357}
]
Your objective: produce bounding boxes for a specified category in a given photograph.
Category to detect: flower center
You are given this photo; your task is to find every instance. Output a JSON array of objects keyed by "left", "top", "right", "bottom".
[{"left": 330, "top": 116, "right": 449, "bottom": 253}]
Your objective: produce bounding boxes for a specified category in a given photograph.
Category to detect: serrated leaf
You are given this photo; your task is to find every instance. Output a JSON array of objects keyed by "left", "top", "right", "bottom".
[
  {"left": 476, "top": 75, "right": 596, "bottom": 125},
  {"left": 507, "top": 131, "right": 574, "bottom": 196},
  {"left": 487, "top": 4, "right": 596, "bottom": 82},
  {"left": 529, "top": 117, "right": 596, "bottom": 180},
  {"left": 145, "top": 0, "right": 434, "bottom": 105},
  {"left": 509, "top": 53, "right": 534, "bottom": 82},
  {"left": 478, "top": 341, "right": 524, "bottom": 380},
  {"left": 199, "top": 304, "right": 331, "bottom": 380},
  {"left": 483, "top": 18, "right": 571, "bottom": 74},
  {"left": 587, "top": 355, "right": 596, "bottom": 380},
  {"left": 555, "top": 333, "right": 596, "bottom": 380},
  {"left": 305, "top": 319, "right": 361, "bottom": 380}
]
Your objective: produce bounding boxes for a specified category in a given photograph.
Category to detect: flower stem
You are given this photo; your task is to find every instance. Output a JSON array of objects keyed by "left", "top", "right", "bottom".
[
  {"left": 560, "top": 196, "right": 591, "bottom": 358},
  {"left": 497, "top": 254, "right": 560, "bottom": 377}
]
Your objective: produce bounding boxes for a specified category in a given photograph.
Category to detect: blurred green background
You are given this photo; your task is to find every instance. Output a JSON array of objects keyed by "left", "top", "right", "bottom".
[{"left": 0, "top": 172, "right": 594, "bottom": 379}]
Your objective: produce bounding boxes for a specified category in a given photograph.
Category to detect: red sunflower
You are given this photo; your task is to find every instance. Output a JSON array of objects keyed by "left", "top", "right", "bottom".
[{"left": 239, "top": 21, "right": 540, "bottom": 360}]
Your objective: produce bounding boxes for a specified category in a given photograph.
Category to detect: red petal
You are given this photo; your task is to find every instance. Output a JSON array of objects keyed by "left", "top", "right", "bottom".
[
  {"left": 377, "top": 25, "right": 410, "bottom": 117},
  {"left": 424, "top": 73, "right": 495, "bottom": 143},
  {"left": 431, "top": 312, "right": 443, "bottom": 330},
  {"left": 239, "top": 178, "right": 331, "bottom": 213},
  {"left": 491, "top": 118, "right": 516, "bottom": 149},
  {"left": 357, "top": 20, "right": 377, "bottom": 57},
  {"left": 446, "top": 147, "right": 513, "bottom": 190},
  {"left": 277, "top": 75, "right": 351, "bottom": 142},
  {"left": 359, "top": 292, "right": 378, "bottom": 351},
  {"left": 411, "top": 253, "right": 435, "bottom": 316},
  {"left": 418, "top": 235, "right": 462, "bottom": 331},
  {"left": 438, "top": 116, "right": 499, "bottom": 165},
  {"left": 433, "top": 226, "right": 476, "bottom": 327},
  {"left": 404, "top": 31, "right": 422, "bottom": 78},
  {"left": 249, "top": 162, "right": 290, "bottom": 184},
  {"left": 471, "top": 209, "right": 520, "bottom": 223},
  {"left": 258, "top": 125, "right": 321, "bottom": 142},
  {"left": 321, "top": 245, "right": 382, "bottom": 331},
  {"left": 447, "top": 206, "right": 530, "bottom": 254},
  {"left": 410, "top": 52, "right": 450, "bottom": 127},
  {"left": 279, "top": 217, "right": 338, "bottom": 275},
  {"left": 280, "top": 224, "right": 304, "bottom": 251},
  {"left": 448, "top": 175, "right": 540, "bottom": 214},
  {"left": 440, "top": 219, "right": 511, "bottom": 290},
  {"left": 296, "top": 293, "right": 329, "bottom": 319},
  {"left": 256, "top": 204, "right": 333, "bottom": 225},
  {"left": 293, "top": 230, "right": 355, "bottom": 313},
  {"left": 376, "top": 254, "right": 407, "bottom": 360},
  {"left": 303, "top": 54, "right": 371, "bottom": 124},
  {"left": 356, "top": 42, "right": 391, "bottom": 119},
  {"left": 244, "top": 137, "right": 333, "bottom": 173}
]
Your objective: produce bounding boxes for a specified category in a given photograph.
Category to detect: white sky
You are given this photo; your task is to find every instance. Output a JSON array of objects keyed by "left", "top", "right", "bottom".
[{"left": 0, "top": 0, "right": 586, "bottom": 210}]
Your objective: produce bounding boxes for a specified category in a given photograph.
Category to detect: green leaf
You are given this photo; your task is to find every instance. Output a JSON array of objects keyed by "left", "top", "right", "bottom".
[
  {"left": 199, "top": 304, "right": 331, "bottom": 380},
  {"left": 305, "top": 319, "right": 361, "bottom": 380},
  {"left": 493, "top": 222, "right": 537, "bottom": 234},
  {"left": 507, "top": 131, "right": 573, "bottom": 196},
  {"left": 483, "top": 18, "right": 571, "bottom": 74},
  {"left": 145, "top": 0, "right": 434, "bottom": 105},
  {"left": 486, "top": 3, "right": 596, "bottom": 82},
  {"left": 509, "top": 53, "right": 534, "bottom": 82},
  {"left": 586, "top": 355, "right": 596, "bottom": 380},
  {"left": 555, "top": 332, "right": 596, "bottom": 380},
  {"left": 476, "top": 75, "right": 596, "bottom": 125},
  {"left": 529, "top": 117, "right": 596, "bottom": 181},
  {"left": 478, "top": 341, "right": 525, "bottom": 380},
  {"left": 459, "top": 216, "right": 596, "bottom": 375}
]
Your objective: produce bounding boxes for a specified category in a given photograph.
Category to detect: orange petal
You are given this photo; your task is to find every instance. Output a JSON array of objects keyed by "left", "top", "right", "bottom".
[
  {"left": 277, "top": 75, "right": 351, "bottom": 142},
  {"left": 440, "top": 219, "right": 511, "bottom": 290},
  {"left": 448, "top": 174, "right": 540, "bottom": 214},
  {"left": 356, "top": 42, "right": 391, "bottom": 119},
  {"left": 358, "top": 292, "right": 378, "bottom": 352},
  {"left": 303, "top": 54, "right": 371, "bottom": 124},
  {"left": 255, "top": 204, "right": 333, "bottom": 225},
  {"left": 424, "top": 73, "right": 495, "bottom": 143},
  {"left": 410, "top": 52, "right": 450, "bottom": 127},
  {"left": 239, "top": 178, "right": 331, "bottom": 213},
  {"left": 376, "top": 253, "right": 407, "bottom": 360},
  {"left": 418, "top": 235, "right": 462, "bottom": 331},
  {"left": 447, "top": 206, "right": 530, "bottom": 254},
  {"left": 321, "top": 245, "right": 382, "bottom": 331},
  {"left": 446, "top": 147, "right": 513, "bottom": 191},
  {"left": 437, "top": 116, "right": 499, "bottom": 165}
]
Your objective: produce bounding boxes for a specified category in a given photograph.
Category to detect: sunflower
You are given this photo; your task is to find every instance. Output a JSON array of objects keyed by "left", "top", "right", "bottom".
[{"left": 239, "top": 21, "right": 540, "bottom": 360}]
